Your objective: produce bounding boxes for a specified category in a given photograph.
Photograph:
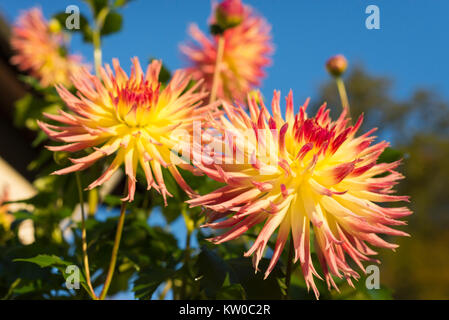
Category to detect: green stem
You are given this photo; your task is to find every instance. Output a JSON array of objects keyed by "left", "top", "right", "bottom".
[
  {"left": 284, "top": 236, "right": 294, "bottom": 300},
  {"left": 75, "top": 172, "right": 97, "bottom": 300},
  {"left": 91, "top": 7, "right": 109, "bottom": 76},
  {"left": 180, "top": 209, "right": 193, "bottom": 299},
  {"left": 88, "top": 188, "right": 98, "bottom": 216},
  {"left": 209, "top": 35, "right": 225, "bottom": 104},
  {"left": 99, "top": 196, "right": 127, "bottom": 300},
  {"left": 335, "top": 77, "right": 351, "bottom": 120},
  {"left": 159, "top": 280, "right": 172, "bottom": 300},
  {"left": 89, "top": 6, "right": 109, "bottom": 212},
  {"left": 92, "top": 31, "right": 102, "bottom": 76}
]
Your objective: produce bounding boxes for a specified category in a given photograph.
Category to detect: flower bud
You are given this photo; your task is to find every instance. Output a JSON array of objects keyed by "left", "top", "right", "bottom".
[
  {"left": 325, "top": 54, "right": 348, "bottom": 77},
  {"left": 215, "top": 0, "right": 244, "bottom": 31},
  {"left": 53, "top": 151, "right": 71, "bottom": 166},
  {"left": 48, "top": 18, "right": 62, "bottom": 34}
]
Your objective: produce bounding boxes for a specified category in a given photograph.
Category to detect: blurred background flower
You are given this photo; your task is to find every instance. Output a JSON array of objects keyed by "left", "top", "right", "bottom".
[
  {"left": 10, "top": 7, "right": 87, "bottom": 88},
  {"left": 181, "top": 1, "right": 272, "bottom": 103}
]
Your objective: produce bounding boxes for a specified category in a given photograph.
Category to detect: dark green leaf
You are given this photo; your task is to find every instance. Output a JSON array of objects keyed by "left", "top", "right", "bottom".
[
  {"left": 52, "top": 12, "right": 93, "bottom": 43},
  {"left": 14, "top": 254, "right": 70, "bottom": 268},
  {"left": 85, "top": 0, "right": 109, "bottom": 17},
  {"left": 114, "top": 0, "right": 133, "bottom": 7},
  {"left": 101, "top": 11, "right": 123, "bottom": 36},
  {"left": 14, "top": 255, "right": 90, "bottom": 296},
  {"left": 196, "top": 247, "right": 231, "bottom": 297},
  {"left": 14, "top": 93, "right": 52, "bottom": 130},
  {"left": 133, "top": 267, "right": 175, "bottom": 299},
  {"left": 149, "top": 58, "right": 171, "bottom": 85},
  {"left": 216, "top": 274, "right": 246, "bottom": 299},
  {"left": 227, "top": 258, "right": 285, "bottom": 299},
  {"left": 195, "top": 247, "right": 285, "bottom": 299},
  {"left": 378, "top": 147, "right": 403, "bottom": 164}
]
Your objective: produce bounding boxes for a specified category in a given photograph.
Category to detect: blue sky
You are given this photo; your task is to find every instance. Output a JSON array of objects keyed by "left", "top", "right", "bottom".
[{"left": 2, "top": 0, "right": 448, "bottom": 105}]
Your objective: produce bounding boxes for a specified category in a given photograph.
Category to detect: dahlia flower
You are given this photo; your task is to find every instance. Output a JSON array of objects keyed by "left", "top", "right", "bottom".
[
  {"left": 38, "top": 57, "right": 217, "bottom": 202},
  {"left": 180, "top": 2, "right": 272, "bottom": 103},
  {"left": 10, "top": 8, "right": 86, "bottom": 87},
  {"left": 188, "top": 91, "right": 411, "bottom": 298}
]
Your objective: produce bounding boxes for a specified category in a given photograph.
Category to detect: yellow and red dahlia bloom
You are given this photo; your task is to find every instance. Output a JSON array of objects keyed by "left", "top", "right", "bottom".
[
  {"left": 188, "top": 91, "right": 411, "bottom": 298},
  {"left": 38, "top": 57, "right": 216, "bottom": 202},
  {"left": 180, "top": 3, "right": 272, "bottom": 103},
  {"left": 10, "top": 7, "right": 86, "bottom": 87}
]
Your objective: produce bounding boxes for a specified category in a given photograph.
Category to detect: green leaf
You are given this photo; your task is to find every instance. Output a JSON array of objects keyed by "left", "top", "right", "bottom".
[
  {"left": 14, "top": 254, "right": 70, "bottom": 268},
  {"left": 14, "top": 94, "right": 51, "bottom": 130},
  {"left": 85, "top": 0, "right": 109, "bottom": 17},
  {"left": 226, "top": 258, "right": 285, "bottom": 299},
  {"left": 149, "top": 58, "right": 171, "bottom": 85},
  {"left": 52, "top": 12, "right": 93, "bottom": 43},
  {"left": 12, "top": 192, "right": 56, "bottom": 208},
  {"left": 195, "top": 247, "right": 285, "bottom": 299},
  {"left": 101, "top": 11, "right": 123, "bottom": 36},
  {"left": 216, "top": 283, "right": 246, "bottom": 300},
  {"left": 103, "top": 194, "right": 123, "bottom": 207},
  {"left": 133, "top": 267, "right": 175, "bottom": 299},
  {"left": 17, "top": 75, "right": 43, "bottom": 91},
  {"left": 14, "top": 255, "right": 90, "bottom": 296},
  {"left": 1, "top": 278, "right": 22, "bottom": 300},
  {"left": 114, "top": 0, "right": 133, "bottom": 7},
  {"left": 378, "top": 147, "right": 403, "bottom": 164},
  {"left": 196, "top": 247, "right": 231, "bottom": 297},
  {"left": 216, "top": 274, "right": 246, "bottom": 299}
]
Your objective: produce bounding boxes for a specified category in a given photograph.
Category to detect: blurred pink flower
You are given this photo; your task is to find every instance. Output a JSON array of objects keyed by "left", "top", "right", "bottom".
[
  {"left": 10, "top": 7, "right": 87, "bottom": 87},
  {"left": 181, "top": 3, "right": 273, "bottom": 103}
]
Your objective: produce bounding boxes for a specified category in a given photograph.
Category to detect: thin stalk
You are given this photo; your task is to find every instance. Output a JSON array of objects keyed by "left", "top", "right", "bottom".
[
  {"left": 98, "top": 197, "right": 127, "bottom": 300},
  {"left": 75, "top": 172, "right": 97, "bottom": 300},
  {"left": 284, "top": 236, "right": 294, "bottom": 300},
  {"left": 335, "top": 77, "right": 351, "bottom": 119},
  {"left": 88, "top": 188, "right": 98, "bottom": 216},
  {"left": 159, "top": 280, "right": 172, "bottom": 300},
  {"left": 180, "top": 208, "right": 193, "bottom": 299},
  {"left": 91, "top": 7, "right": 109, "bottom": 76},
  {"left": 89, "top": 6, "right": 109, "bottom": 213},
  {"left": 92, "top": 30, "right": 102, "bottom": 76},
  {"left": 209, "top": 35, "right": 225, "bottom": 104}
]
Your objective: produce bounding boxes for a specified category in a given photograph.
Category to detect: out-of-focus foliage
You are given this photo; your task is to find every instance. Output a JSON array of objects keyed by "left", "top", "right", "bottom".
[{"left": 319, "top": 66, "right": 449, "bottom": 299}]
